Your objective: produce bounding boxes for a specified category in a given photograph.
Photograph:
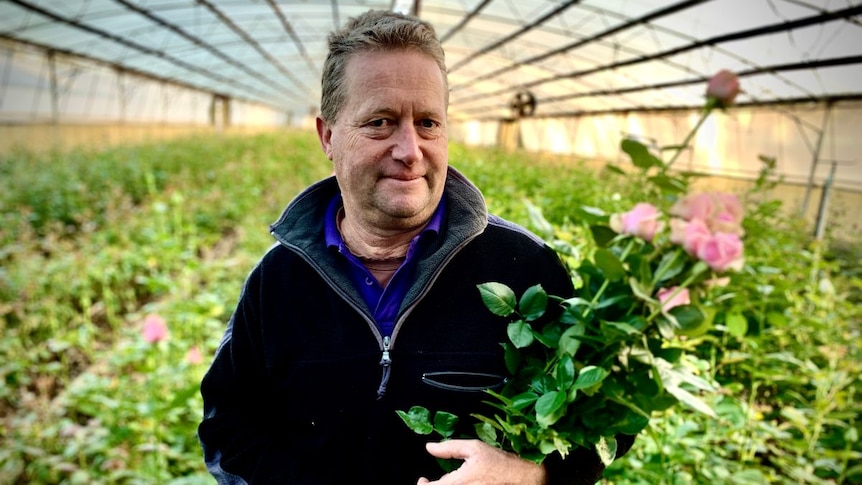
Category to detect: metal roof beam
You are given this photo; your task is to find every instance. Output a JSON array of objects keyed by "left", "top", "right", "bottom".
[
  {"left": 265, "top": 0, "right": 318, "bottom": 75},
  {"left": 464, "top": 94, "right": 862, "bottom": 122},
  {"left": 112, "top": 0, "right": 302, "bottom": 101},
  {"left": 529, "top": 55, "right": 862, "bottom": 106},
  {"left": 196, "top": 0, "right": 315, "bottom": 98},
  {"left": 439, "top": 0, "right": 492, "bottom": 43},
  {"left": 452, "top": 0, "right": 707, "bottom": 89},
  {"left": 455, "top": 4, "right": 862, "bottom": 106},
  {"left": 4, "top": 0, "right": 285, "bottom": 105},
  {"left": 448, "top": 0, "right": 583, "bottom": 73}
]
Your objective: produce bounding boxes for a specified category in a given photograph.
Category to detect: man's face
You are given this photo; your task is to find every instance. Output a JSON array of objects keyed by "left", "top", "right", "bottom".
[{"left": 316, "top": 49, "right": 448, "bottom": 232}]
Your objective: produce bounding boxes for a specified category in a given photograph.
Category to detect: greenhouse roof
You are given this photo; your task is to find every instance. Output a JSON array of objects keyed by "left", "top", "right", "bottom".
[{"left": 0, "top": 0, "right": 860, "bottom": 121}]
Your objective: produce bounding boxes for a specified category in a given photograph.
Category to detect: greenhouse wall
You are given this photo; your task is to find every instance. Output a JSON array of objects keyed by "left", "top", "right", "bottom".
[
  {"left": 449, "top": 101, "right": 862, "bottom": 192},
  {"left": 449, "top": 103, "right": 862, "bottom": 240},
  {"left": 0, "top": 39, "right": 315, "bottom": 153}
]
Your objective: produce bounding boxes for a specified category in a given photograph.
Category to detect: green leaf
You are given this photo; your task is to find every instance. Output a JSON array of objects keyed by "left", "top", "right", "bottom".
[
  {"left": 611, "top": 412, "right": 650, "bottom": 435},
  {"left": 524, "top": 200, "right": 554, "bottom": 239},
  {"left": 511, "top": 391, "right": 540, "bottom": 411},
  {"left": 670, "top": 305, "right": 706, "bottom": 334},
  {"left": 396, "top": 406, "right": 433, "bottom": 435},
  {"left": 556, "top": 354, "right": 576, "bottom": 390},
  {"left": 577, "top": 206, "right": 610, "bottom": 225},
  {"left": 535, "top": 391, "right": 567, "bottom": 428},
  {"left": 652, "top": 249, "right": 686, "bottom": 284},
  {"left": 558, "top": 322, "right": 586, "bottom": 357},
  {"left": 475, "top": 422, "right": 498, "bottom": 446},
  {"left": 601, "top": 320, "right": 642, "bottom": 337},
  {"left": 433, "top": 411, "right": 459, "bottom": 439},
  {"left": 589, "top": 225, "right": 618, "bottom": 247},
  {"left": 621, "top": 138, "right": 664, "bottom": 170},
  {"left": 656, "top": 316, "right": 676, "bottom": 340},
  {"left": 478, "top": 282, "right": 517, "bottom": 317},
  {"left": 664, "top": 384, "right": 717, "bottom": 418},
  {"left": 595, "top": 248, "right": 626, "bottom": 282},
  {"left": 594, "top": 294, "right": 629, "bottom": 310},
  {"left": 629, "top": 277, "right": 656, "bottom": 303},
  {"left": 507, "top": 321, "right": 534, "bottom": 348},
  {"left": 766, "top": 311, "right": 787, "bottom": 327},
  {"left": 726, "top": 312, "right": 748, "bottom": 337},
  {"left": 595, "top": 435, "right": 618, "bottom": 467},
  {"left": 503, "top": 343, "right": 521, "bottom": 374},
  {"left": 604, "top": 164, "right": 626, "bottom": 175},
  {"left": 573, "top": 365, "right": 610, "bottom": 390},
  {"left": 648, "top": 173, "right": 688, "bottom": 194},
  {"left": 518, "top": 284, "right": 548, "bottom": 321}
]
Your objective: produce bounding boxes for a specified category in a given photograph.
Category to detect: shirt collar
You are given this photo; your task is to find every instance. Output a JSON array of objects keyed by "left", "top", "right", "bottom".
[{"left": 325, "top": 194, "right": 444, "bottom": 250}]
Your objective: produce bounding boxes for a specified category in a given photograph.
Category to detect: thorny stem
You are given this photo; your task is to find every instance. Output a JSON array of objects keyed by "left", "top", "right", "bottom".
[
  {"left": 645, "top": 261, "right": 708, "bottom": 323},
  {"left": 582, "top": 238, "right": 637, "bottom": 318},
  {"left": 664, "top": 105, "right": 714, "bottom": 172}
]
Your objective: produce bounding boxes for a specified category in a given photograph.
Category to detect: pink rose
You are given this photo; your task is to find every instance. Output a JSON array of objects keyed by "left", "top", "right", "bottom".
[
  {"left": 186, "top": 346, "right": 204, "bottom": 365},
  {"left": 610, "top": 203, "right": 665, "bottom": 242},
  {"left": 706, "top": 70, "right": 740, "bottom": 108},
  {"left": 142, "top": 314, "right": 168, "bottom": 343},
  {"left": 675, "top": 218, "right": 712, "bottom": 256},
  {"left": 711, "top": 211, "right": 744, "bottom": 235},
  {"left": 716, "top": 193, "right": 744, "bottom": 222},
  {"left": 711, "top": 193, "right": 745, "bottom": 235},
  {"left": 671, "top": 192, "right": 745, "bottom": 236},
  {"left": 670, "top": 193, "right": 714, "bottom": 222},
  {"left": 697, "top": 232, "right": 744, "bottom": 272},
  {"left": 657, "top": 286, "right": 690, "bottom": 311}
]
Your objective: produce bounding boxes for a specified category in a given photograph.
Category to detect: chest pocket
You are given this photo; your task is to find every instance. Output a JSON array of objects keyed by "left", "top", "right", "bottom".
[{"left": 422, "top": 371, "right": 507, "bottom": 392}]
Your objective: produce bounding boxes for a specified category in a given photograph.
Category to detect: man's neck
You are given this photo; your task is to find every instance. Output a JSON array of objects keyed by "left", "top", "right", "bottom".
[{"left": 337, "top": 209, "right": 425, "bottom": 261}]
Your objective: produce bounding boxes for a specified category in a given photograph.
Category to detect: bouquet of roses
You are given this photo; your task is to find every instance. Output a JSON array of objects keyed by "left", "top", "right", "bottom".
[{"left": 399, "top": 70, "right": 744, "bottom": 467}]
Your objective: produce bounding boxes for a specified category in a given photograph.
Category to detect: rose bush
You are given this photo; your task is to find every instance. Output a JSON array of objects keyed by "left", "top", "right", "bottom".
[{"left": 400, "top": 70, "right": 748, "bottom": 468}]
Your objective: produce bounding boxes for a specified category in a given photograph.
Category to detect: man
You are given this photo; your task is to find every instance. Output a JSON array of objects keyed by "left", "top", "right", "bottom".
[{"left": 198, "top": 9, "right": 630, "bottom": 484}]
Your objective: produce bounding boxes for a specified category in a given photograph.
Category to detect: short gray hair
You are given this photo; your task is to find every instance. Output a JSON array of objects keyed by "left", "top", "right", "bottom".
[{"left": 320, "top": 9, "right": 448, "bottom": 123}]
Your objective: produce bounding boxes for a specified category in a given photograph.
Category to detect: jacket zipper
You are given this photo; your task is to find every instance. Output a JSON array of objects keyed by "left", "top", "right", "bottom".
[
  {"left": 276, "top": 226, "right": 483, "bottom": 400},
  {"left": 376, "top": 336, "right": 391, "bottom": 399},
  {"left": 378, "top": 232, "right": 484, "bottom": 398}
]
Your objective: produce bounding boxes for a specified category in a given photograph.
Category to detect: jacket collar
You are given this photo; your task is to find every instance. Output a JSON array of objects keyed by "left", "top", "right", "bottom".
[{"left": 268, "top": 166, "right": 489, "bottom": 313}]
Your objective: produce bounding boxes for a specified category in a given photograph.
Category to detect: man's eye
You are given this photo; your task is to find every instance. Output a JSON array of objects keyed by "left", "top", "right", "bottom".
[
  {"left": 368, "top": 119, "right": 388, "bottom": 127},
  {"left": 419, "top": 119, "right": 438, "bottom": 129}
]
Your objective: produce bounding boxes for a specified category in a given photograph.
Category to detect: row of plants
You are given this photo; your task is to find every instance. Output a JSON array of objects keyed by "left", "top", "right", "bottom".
[
  {"left": 1, "top": 127, "right": 859, "bottom": 483},
  {"left": 0, "top": 132, "right": 331, "bottom": 483}
]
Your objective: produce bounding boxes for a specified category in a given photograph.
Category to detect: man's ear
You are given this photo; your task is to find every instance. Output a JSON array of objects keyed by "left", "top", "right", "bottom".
[{"left": 316, "top": 116, "right": 334, "bottom": 161}]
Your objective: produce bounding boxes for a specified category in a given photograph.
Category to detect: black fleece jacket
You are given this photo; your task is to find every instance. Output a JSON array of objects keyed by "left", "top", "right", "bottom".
[{"left": 198, "top": 168, "right": 632, "bottom": 484}]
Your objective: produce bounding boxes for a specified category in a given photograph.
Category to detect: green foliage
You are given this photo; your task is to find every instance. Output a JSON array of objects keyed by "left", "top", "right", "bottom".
[
  {"left": 410, "top": 138, "right": 860, "bottom": 483},
  {"left": 0, "top": 131, "right": 331, "bottom": 483},
  {"left": 1, "top": 130, "right": 859, "bottom": 484}
]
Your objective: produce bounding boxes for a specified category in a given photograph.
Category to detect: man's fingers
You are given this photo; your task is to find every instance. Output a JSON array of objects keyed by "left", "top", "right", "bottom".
[{"left": 425, "top": 439, "right": 476, "bottom": 460}]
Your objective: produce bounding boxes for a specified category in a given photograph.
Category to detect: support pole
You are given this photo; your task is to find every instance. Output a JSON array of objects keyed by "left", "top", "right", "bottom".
[
  {"left": 813, "top": 161, "right": 838, "bottom": 240},
  {"left": 117, "top": 68, "right": 127, "bottom": 124},
  {"left": 47, "top": 49, "right": 59, "bottom": 124},
  {"left": 801, "top": 102, "right": 833, "bottom": 216}
]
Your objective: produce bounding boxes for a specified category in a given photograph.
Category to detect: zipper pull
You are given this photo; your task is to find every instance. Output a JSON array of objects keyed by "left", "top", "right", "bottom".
[
  {"left": 380, "top": 336, "right": 391, "bottom": 366},
  {"left": 376, "top": 336, "right": 392, "bottom": 399}
]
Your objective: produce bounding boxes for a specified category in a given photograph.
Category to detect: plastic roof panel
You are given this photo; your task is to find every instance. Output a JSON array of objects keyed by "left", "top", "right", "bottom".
[{"left": 0, "top": 0, "right": 859, "bottom": 121}]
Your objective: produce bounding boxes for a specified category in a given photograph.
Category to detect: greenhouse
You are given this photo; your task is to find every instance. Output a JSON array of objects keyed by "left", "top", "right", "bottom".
[{"left": 0, "top": 0, "right": 859, "bottom": 483}]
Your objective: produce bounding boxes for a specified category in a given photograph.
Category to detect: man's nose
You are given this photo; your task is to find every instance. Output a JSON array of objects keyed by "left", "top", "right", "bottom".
[{"left": 391, "top": 123, "right": 422, "bottom": 165}]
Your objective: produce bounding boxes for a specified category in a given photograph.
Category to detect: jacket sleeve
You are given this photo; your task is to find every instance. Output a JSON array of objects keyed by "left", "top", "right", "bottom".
[{"left": 197, "top": 265, "right": 294, "bottom": 484}]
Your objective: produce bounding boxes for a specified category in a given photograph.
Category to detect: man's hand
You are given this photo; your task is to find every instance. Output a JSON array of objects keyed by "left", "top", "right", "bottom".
[{"left": 417, "top": 439, "right": 547, "bottom": 485}]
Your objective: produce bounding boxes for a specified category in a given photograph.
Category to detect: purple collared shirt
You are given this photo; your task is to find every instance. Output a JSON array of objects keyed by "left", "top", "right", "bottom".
[{"left": 324, "top": 194, "right": 444, "bottom": 337}]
